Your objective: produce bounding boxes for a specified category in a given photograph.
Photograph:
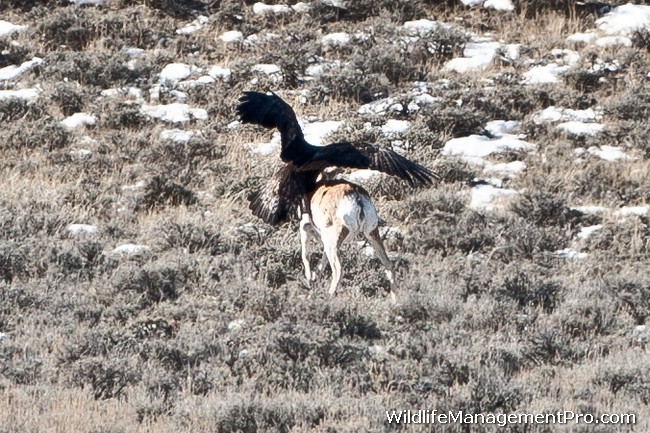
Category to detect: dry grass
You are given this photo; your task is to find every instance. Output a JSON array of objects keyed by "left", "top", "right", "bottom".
[{"left": 1, "top": 0, "right": 649, "bottom": 432}]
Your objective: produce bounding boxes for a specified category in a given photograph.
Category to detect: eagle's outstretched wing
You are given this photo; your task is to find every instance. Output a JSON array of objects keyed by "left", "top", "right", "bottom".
[
  {"left": 295, "top": 141, "right": 438, "bottom": 186},
  {"left": 248, "top": 165, "right": 304, "bottom": 226},
  {"left": 237, "top": 92, "right": 310, "bottom": 163}
]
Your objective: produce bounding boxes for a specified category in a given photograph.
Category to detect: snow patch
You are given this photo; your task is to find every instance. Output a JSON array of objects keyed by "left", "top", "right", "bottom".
[
  {"left": 345, "top": 169, "right": 381, "bottom": 183},
  {"left": 596, "top": 4, "right": 650, "bottom": 36},
  {"left": 534, "top": 106, "right": 602, "bottom": 123},
  {"left": 442, "top": 134, "right": 534, "bottom": 166},
  {"left": 483, "top": 0, "right": 514, "bottom": 11},
  {"left": 485, "top": 120, "right": 519, "bottom": 137},
  {"left": 112, "top": 244, "right": 150, "bottom": 255},
  {"left": 302, "top": 120, "right": 343, "bottom": 146},
  {"left": 557, "top": 121, "right": 604, "bottom": 137},
  {"left": 444, "top": 41, "right": 501, "bottom": 73},
  {"left": 554, "top": 248, "right": 588, "bottom": 260},
  {"left": 0, "top": 20, "right": 27, "bottom": 37},
  {"left": 100, "top": 87, "right": 143, "bottom": 100},
  {"left": 573, "top": 205, "right": 608, "bottom": 214},
  {"left": 567, "top": 32, "right": 598, "bottom": 43},
  {"left": 577, "top": 224, "right": 603, "bottom": 241},
  {"left": 61, "top": 112, "right": 96, "bottom": 130},
  {"left": 0, "top": 57, "right": 43, "bottom": 81},
  {"left": 0, "top": 88, "right": 40, "bottom": 101},
  {"left": 470, "top": 184, "right": 518, "bottom": 212},
  {"left": 358, "top": 97, "right": 403, "bottom": 115},
  {"left": 208, "top": 65, "right": 232, "bottom": 80},
  {"left": 220, "top": 31, "right": 243, "bottom": 43},
  {"left": 176, "top": 15, "right": 209, "bottom": 35},
  {"left": 67, "top": 224, "right": 98, "bottom": 235},
  {"left": 159, "top": 63, "right": 199, "bottom": 84},
  {"left": 253, "top": 3, "right": 291, "bottom": 14},
  {"left": 614, "top": 206, "right": 649, "bottom": 217},
  {"left": 69, "top": 0, "right": 105, "bottom": 5},
  {"left": 586, "top": 145, "right": 634, "bottom": 161},
  {"left": 321, "top": 32, "right": 351, "bottom": 47},
  {"left": 381, "top": 119, "right": 410, "bottom": 137},
  {"left": 160, "top": 129, "right": 201, "bottom": 144},
  {"left": 140, "top": 103, "right": 208, "bottom": 123}
]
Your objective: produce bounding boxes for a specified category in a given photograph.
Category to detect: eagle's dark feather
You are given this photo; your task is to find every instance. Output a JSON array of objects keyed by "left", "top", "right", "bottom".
[{"left": 237, "top": 91, "right": 437, "bottom": 225}]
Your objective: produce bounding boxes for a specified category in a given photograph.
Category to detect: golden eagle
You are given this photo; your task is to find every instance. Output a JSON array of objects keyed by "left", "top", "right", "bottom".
[{"left": 237, "top": 91, "right": 437, "bottom": 225}]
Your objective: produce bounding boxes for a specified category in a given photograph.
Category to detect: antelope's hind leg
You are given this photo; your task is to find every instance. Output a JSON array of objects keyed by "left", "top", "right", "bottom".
[
  {"left": 366, "top": 228, "right": 397, "bottom": 304},
  {"left": 300, "top": 213, "right": 315, "bottom": 285}
]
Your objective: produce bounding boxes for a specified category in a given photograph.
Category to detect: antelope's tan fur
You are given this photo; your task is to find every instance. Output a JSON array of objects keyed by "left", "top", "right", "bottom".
[{"left": 300, "top": 180, "right": 396, "bottom": 303}]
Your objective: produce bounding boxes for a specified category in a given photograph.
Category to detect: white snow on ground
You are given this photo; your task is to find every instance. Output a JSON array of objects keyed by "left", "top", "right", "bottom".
[
  {"left": 208, "top": 65, "right": 232, "bottom": 80},
  {"left": 483, "top": 0, "right": 514, "bottom": 11},
  {"left": 586, "top": 145, "right": 634, "bottom": 161},
  {"left": 401, "top": 19, "right": 453, "bottom": 36},
  {"left": 70, "top": 148, "right": 93, "bottom": 158},
  {"left": 485, "top": 120, "right": 519, "bottom": 136},
  {"left": 345, "top": 169, "right": 381, "bottom": 183},
  {"left": 595, "top": 36, "right": 632, "bottom": 47},
  {"left": 250, "top": 64, "right": 283, "bottom": 83},
  {"left": 0, "top": 88, "right": 40, "bottom": 101},
  {"left": 179, "top": 75, "right": 215, "bottom": 88},
  {"left": 442, "top": 134, "right": 534, "bottom": 166},
  {"left": 112, "top": 244, "right": 150, "bottom": 255},
  {"left": 140, "top": 103, "right": 208, "bottom": 123},
  {"left": 291, "top": 2, "right": 311, "bottom": 13},
  {"left": 577, "top": 224, "right": 603, "bottom": 241},
  {"left": 321, "top": 32, "right": 351, "bottom": 47},
  {"left": 302, "top": 120, "right": 343, "bottom": 146},
  {"left": 253, "top": 2, "right": 291, "bottom": 14},
  {"left": 160, "top": 129, "right": 202, "bottom": 143},
  {"left": 523, "top": 63, "right": 570, "bottom": 84},
  {"left": 176, "top": 15, "right": 208, "bottom": 35},
  {"left": 121, "top": 181, "right": 146, "bottom": 192},
  {"left": 220, "top": 31, "right": 243, "bottom": 43},
  {"left": 483, "top": 161, "right": 527, "bottom": 174},
  {"left": 534, "top": 106, "right": 602, "bottom": 123},
  {"left": 67, "top": 224, "right": 98, "bottom": 235},
  {"left": 573, "top": 205, "right": 608, "bottom": 214},
  {"left": 444, "top": 41, "right": 501, "bottom": 73},
  {"left": 461, "top": 0, "right": 514, "bottom": 10},
  {"left": 61, "top": 113, "right": 96, "bottom": 130},
  {"left": 251, "top": 63, "right": 281, "bottom": 75},
  {"left": 554, "top": 248, "right": 588, "bottom": 260},
  {"left": 247, "top": 119, "right": 342, "bottom": 154},
  {"left": 614, "top": 206, "right": 649, "bottom": 217},
  {"left": 69, "top": 0, "right": 105, "bottom": 5},
  {"left": 469, "top": 184, "right": 518, "bottom": 211},
  {"left": 358, "top": 97, "right": 403, "bottom": 115},
  {"left": 304, "top": 60, "right": 341, "bottom": 78},
  {"left": 567, "top": 32, "right": 598, "bottom": 43},
  {"left": 0, "top": 20, "right": 27, "bottom": 37},
  {"left": 0, "top": 57, "right": 43, "bottom": 81},
  {"left": 523, "top": 49, "right": 580, "bottom": 84},
  {"left": 381, "top": 119, "right": 411, "bottom": 137},
  {"left": 159, "top": 63, "right": 199, "bottom": 84},
  {"left": 100, "top": 87, "right": 143, "bottom": 100},
  {"left": 123, "top": 47, "right": 145, "bottom": 58},
  {"left": 596, "top": 4, "right": 650, "bottom": 36},
  {"left": 557, "top": 121, "right": 604, "bottom": 136}
]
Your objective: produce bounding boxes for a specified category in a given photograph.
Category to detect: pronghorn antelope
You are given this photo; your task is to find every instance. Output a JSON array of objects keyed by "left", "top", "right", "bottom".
[{"left": 299, "top": 179, "right": 396, "bottom": 303}]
